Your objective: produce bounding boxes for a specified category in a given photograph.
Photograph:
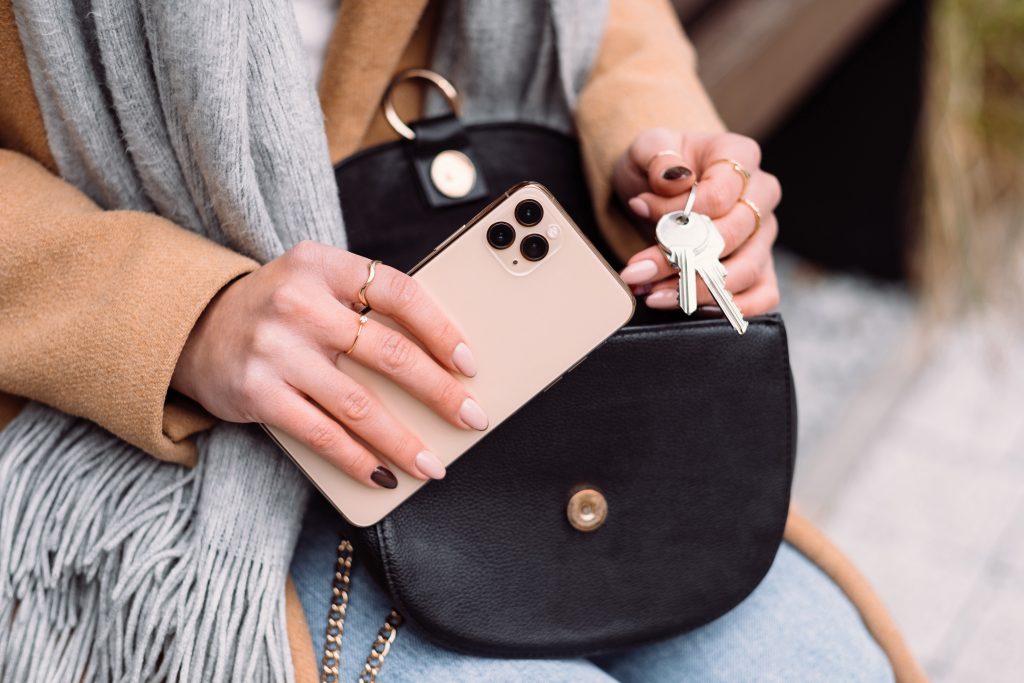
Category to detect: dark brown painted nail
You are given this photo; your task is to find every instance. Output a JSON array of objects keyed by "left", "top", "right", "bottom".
[
  {"left": 662, "top": 166, "right": 692, "bottom": 181},
  {"left": 371, "top": 466, "right": 398, "bottom": 489}
]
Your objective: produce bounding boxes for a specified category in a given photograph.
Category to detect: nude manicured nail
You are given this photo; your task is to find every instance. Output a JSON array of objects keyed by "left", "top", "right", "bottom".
[
  {"left": 415, "top": 451, "right": 446, "bottom": 480},
  {"left": 620, "top": 259, "right": 659, "bottom": 285},
  {"left": 628, "top": 197, "right": 650, "bottom": 219},
  {"left": 459, "top": 398, "right": 489, "bottom": 431},
  {"left": 646, "top": 290, "right": 678, "bottom": 308},
  {"left": 371, "top": 465, "right": 398, "bottom": 489},
  {"left": 452, "top": 342, "right": 478, "bottom": 377}
]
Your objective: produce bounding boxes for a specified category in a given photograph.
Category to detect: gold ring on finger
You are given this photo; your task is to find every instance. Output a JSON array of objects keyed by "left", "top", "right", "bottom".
[
  {"left": 344, "top": 314, "right": 369, "bottom": 356},
  {"left": 646, "top": 149, "right": 682, "bottom": 170},
  {"left": 358, "top": 259, "right": 382, "bottom": 309},
  {"left": 738, "top": 197, "right": 762, "bottom": 236},
  {"left": 702, "top": 158, "right": 751, "bottom": 197}
]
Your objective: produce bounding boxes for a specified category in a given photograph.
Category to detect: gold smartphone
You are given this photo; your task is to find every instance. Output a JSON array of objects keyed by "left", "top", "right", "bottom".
[{"left": 265, "top": 182, "right": 635, "bottom": 526}]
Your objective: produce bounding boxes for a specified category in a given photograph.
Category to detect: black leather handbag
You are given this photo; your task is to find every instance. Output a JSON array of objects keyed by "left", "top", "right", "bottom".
[{"left": 331, "top": 72, "right": 796, "bottom": 659}]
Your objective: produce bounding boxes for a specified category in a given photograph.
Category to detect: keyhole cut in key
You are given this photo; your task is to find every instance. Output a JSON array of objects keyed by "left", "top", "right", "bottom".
[{"left": 675, "top": 215, "right": 690, "bottom": 225}]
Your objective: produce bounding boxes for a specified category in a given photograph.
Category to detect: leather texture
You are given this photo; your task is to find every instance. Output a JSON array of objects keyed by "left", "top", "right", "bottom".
[{"left": 334, "top": 122, "right": 796, "bottom": 658}]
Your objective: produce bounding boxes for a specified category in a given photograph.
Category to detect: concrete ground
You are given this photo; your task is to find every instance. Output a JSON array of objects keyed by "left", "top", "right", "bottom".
[{"left": 776, "top": 250, "right": 1024, "bottom": 682}]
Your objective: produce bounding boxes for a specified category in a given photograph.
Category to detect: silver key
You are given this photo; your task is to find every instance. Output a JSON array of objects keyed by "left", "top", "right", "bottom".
[
  {"left": 694, "top": 230, "right": 748, "bottom": 335},
  {"left": 655, "top": 185, "right": 703, "bottom": 313},
  {"left": 655, "top": 186, "right": 748, "bottom": 335},
  {"left": 655, "top": 211, "right": 704, "bottom": 314}
]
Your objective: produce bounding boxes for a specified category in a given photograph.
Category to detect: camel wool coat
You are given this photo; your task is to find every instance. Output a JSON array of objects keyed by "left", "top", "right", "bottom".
[{"left": 0, "top": 0, "right": 926, "bottom": 680}]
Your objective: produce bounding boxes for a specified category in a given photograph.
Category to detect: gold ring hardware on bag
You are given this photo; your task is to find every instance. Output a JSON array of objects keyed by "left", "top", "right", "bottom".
[
  {"left": 383, "top": 69, "right": 477, "bottom": 199},
  {"left": 383, "top": 68, "right": 461, "bottom": 141},
  {"left": 567, "top": 488, "right": 608, "bottom": 532}
]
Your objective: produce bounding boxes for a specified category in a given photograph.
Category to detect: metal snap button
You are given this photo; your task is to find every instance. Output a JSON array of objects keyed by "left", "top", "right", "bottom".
[
  {"left": 567, "top": 488, "right": 608, "bottom": 532},
  {"left": 430, "top": 149, "right": 476, "bottom": 198}
]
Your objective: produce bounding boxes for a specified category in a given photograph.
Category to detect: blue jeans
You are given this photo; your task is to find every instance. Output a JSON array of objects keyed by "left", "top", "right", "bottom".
[{"left": 291, "top": 495, "right": 893, "bottom": 682}]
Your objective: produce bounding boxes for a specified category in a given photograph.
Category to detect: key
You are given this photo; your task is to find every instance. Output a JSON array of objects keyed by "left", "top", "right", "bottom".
[
  {"left": 655, "top": 196, "right": 749, "bottom": 334},
  {"left": 695, "top": 241, "right": 749, "bottom": 335},
  {"left": 655, "top": 211, "right": 705, "bottom": 314}
]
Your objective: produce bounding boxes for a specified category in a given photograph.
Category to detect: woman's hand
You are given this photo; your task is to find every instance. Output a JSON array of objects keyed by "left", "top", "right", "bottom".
[
  {"left": 171, "top": 241, "right": 486, "bottom": 488},
  {"left": 612, "top": 128, "right": 782, "bottom": 315}
]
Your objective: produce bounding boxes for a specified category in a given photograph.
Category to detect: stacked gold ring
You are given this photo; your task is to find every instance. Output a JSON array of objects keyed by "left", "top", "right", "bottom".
[
  {"left": 345, "top": 259, "right": 383, "bottom": 357},
  {"left": 702, "top": 158, "right": 751, "bottom": 196},
  {"left": 739, "top": 198, "right": 762, "bottom": 235},
  {"left": 345, "top": 315, "right": 369, "bottom": 356},
  {"left": 358, "top": 259, "right": 382, "bottom": 309}
]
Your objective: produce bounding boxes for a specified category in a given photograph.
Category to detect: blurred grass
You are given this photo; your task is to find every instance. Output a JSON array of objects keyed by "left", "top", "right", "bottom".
[{"left": 916, "top": 0, "right": 1024, "bottom": 313}]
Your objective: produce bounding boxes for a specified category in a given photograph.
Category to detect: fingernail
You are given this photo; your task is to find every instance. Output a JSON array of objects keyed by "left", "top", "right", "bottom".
[
  {"left": 628, "top": 196, "right": 650, "bottom": 219},
  {"left": 620, "top": 259, "right": 659, "bottom": 285},
  {"left": 452, "top": 342, "right": 478, "bottom": 377},
  {"left": 662, "top": 166, "right": 692, "bottom": 181},
  {"left": 371, "top": 465, "right": 398, "bottom": 489},
  {"left": 646, "top": 290, "right": 677, "bottom": 308},
  {"left": 459, "top": 397, "right": 489, "bottom": 431},
  {"left": 415, "top": 451, "right": 446, "bottom": 480}
]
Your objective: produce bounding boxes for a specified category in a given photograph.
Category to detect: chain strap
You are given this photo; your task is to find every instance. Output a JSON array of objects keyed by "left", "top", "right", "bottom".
[{"left": 320, "top": 538, "right": 402, "bottom": 683}]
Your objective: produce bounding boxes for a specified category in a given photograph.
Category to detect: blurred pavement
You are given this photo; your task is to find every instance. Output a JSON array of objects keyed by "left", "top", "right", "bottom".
[{"left": 777, "top": 249, "right": 1024, "bottom": 682}]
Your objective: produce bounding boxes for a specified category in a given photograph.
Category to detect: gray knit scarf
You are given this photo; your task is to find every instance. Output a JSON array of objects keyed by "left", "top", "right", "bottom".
[{"left": 0, "top": 1, "right": 606, "bottom": 680}]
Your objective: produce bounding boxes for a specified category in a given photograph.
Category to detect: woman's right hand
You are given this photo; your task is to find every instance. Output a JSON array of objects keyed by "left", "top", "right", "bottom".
[{"left": 170, "top": 240, "right": 486, "bottom": 489}]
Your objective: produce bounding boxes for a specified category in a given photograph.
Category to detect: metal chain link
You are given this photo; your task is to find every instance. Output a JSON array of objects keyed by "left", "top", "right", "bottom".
[
  {"left": 320, "top": 538, "right": 402, "bottom": 683},
  {"left": 358, "top": 610, "right": 403, "bottom": 683}
]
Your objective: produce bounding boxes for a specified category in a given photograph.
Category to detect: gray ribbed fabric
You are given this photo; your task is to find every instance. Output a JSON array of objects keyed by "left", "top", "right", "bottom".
[{"left": 1, "top": 1, "right": 606, "bottom": 681}]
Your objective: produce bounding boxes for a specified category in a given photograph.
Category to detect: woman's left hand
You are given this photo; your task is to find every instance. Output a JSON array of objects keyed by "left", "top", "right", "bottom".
[{"left": 612, "top": 128, "right": 782, "bottom": 315}]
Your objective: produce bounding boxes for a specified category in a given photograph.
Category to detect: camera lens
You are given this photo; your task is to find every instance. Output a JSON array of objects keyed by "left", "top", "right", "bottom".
[
  {"left": 514, "top": 199, "right": 543, "bottom": 227},
  {"left": 487, "top": 222, "right": 515, "bottom": 249},
  {"left": 520, "top": 234, "right": 549, "bottom": 261}
]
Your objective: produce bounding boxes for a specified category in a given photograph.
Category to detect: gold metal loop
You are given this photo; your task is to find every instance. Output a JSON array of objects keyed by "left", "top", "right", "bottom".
[
  {"left": 344, "top": 315, "right": 369, "bottom": 356},
  {"left": 739, "top": 197, "right": 762, "bottom": 236},
  {"left": 383, "top": 68, "right": 461, "bottom": 141},
  {"left": 702, "top": 158, "right": 751, "bottom": 197},
  {"left": 358, "top": 259, "right": 382, "bottom": 309}
]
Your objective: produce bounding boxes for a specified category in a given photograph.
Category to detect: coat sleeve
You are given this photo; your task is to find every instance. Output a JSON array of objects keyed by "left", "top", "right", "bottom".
[
  {"left": 0, "top": 150, "right": 259, "bottom": 466},
  {"left": 575, "top": 0, "right": 727, "bottom": 262}
]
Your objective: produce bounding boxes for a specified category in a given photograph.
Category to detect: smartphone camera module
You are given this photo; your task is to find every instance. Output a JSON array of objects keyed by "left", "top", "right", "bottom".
[
  {"left": 514, "top": 199, "right": 544, "bottom": 227},
  {"left": 487, "top": 221, "right": 515, "bottom": 249},
  {"left": 520, "top": 233, "right": 549, "bottom": 261}
]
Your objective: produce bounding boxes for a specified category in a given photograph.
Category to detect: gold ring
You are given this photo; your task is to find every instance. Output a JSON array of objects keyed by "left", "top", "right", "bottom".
[
  {"left": 702, "top": 158, "right": 751, "bottom": 196},
  {"left": 344, "top": 315, "right": 369, "bottom": 356},
  {"left": 739, "top": 198, "right": 762, "bottom": 235},
  {"left": 358, "top": 259, "right": 382, "bottom": 309},
  {"left": 646, "top": 149, "right": 682, "bottom": 169},
  {"left": 382, "top": 69, "right": 460, "bottom": 141}
]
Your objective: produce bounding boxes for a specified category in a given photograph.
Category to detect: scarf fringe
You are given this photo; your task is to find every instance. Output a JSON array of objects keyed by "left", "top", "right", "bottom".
[{"left": 0, "top": 404, "right": 303, "bottom": 682}]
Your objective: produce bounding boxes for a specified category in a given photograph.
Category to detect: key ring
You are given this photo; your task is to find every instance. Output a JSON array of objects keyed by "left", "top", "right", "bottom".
[
  {"left": 383, "top": 69, "right": 461, "bottom": 141},
  {"left": 677, "top": 182, "right": 699, "bottom": 224}
]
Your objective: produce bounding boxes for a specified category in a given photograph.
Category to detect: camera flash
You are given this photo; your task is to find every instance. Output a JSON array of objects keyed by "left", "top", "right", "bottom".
[{"left": 546, "top": 224, "right": 560, "bottom": 240}]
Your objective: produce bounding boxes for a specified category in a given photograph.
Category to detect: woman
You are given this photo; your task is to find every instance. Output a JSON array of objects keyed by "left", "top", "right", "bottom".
[{"left": 0, "top": 0, "right": 911, "bottom": 680}]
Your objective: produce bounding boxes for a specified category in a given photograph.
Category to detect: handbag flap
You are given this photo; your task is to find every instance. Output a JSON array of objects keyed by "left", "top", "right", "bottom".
[{"left": 352, "top": 315, "right": 796, "bottom": 657}]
